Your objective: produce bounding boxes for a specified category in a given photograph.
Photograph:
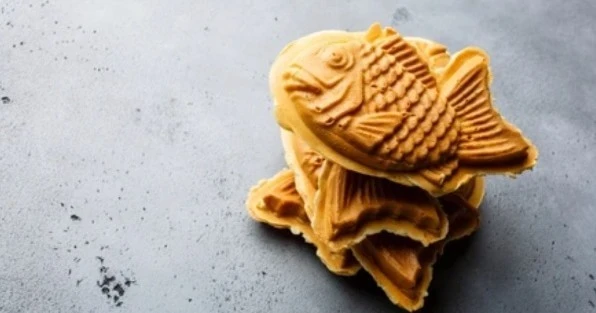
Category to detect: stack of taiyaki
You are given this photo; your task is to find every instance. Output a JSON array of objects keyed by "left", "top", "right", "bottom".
[{"left": 246, "top": 23, "right": 538, "bottom": 311}]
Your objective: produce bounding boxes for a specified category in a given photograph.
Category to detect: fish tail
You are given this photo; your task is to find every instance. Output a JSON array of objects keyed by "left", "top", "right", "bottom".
[{"left": 439, "top": 47, "right": 532, "bottom": 166}]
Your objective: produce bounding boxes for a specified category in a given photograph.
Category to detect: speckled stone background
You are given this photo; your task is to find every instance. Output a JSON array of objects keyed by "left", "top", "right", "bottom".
[{"left": 1, "top": 0, "right": 595, "bottom": 312}]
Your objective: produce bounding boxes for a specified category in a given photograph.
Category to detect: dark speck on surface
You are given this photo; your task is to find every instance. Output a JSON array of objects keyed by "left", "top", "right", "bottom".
[
  {"left": 589, "top": 300, "right": 595, "bottom": 308},
  {"left": 391, "top": 7, "right": 411, "bottom": 26},
  {"left": 124, "top": 278, "right": 135, "bottom": 287},
  {"left": 1, "top": 96, "right": 10, "bottom": 104},
  {"left": 70, "top": 214, "right": 81, "bottom": 221},
  {"left": 95, "top": 258, "right": 135, "bottom": 307},
  {"left": 113, "top": 284, "right": 125, "bottom": 297},
  {"left": 589, "top": 274, "right": 594, "bottom": 280}
]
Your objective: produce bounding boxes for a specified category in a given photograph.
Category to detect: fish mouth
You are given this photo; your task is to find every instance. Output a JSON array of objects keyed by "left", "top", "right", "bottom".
[{"left": 283, "top": 65, "right": 323, "bottom": 96}]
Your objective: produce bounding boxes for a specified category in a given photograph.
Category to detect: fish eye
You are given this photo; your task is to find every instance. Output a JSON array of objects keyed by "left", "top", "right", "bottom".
[{"left": 320, "top": 45, "right": 353, "bottom": 70}]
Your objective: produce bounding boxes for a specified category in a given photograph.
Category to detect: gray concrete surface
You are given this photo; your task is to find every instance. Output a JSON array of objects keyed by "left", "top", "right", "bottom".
[{"left": 1, "top": 0, "right": 595, "bottom": 312}]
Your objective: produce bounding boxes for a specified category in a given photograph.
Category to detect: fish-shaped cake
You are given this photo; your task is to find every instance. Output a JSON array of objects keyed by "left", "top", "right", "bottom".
[
  {"left": 271, "top": 23, "right": 538, "bottom": 195},
  {"left": 246, "top": 167, "right": 484, "bottom": 312},
  {"left": 278, "top": 37, "right": 468, "bottom": 251},
  {"left": 282, "top": 129, "right": 449, "bottom": 251},
  {"left": 246, "top": 169, "right": 360, "bottom": 276},
  {"left": 280, "top": 35, "right": 452, "bottom": 218}
]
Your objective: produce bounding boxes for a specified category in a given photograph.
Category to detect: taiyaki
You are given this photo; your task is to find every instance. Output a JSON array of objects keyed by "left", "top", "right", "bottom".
[
  {"left": 246, "top": 167, "right": 483, "bottom": 311},
  {"left": 271, "top": 23, "right": 538, "bottom": 196},
  {"left": 281, "top": 130, "right": 448, "bottom": 251},
  {"left": 352, "top": 233, "right": 439, "bottom": 312},
  {"left": 280, "top": 35, "right": 452, "bottom": 218},
  {"left": 352, "top": 176, "right": 484, "bottom": 312},
  {"left": 246, "top": 169, "right": 360, "bottom": 276}
]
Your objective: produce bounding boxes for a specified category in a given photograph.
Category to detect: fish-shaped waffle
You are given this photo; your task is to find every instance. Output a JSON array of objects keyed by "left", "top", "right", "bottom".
[
  {"left": 352, "top": 176, "right": 484, "bottom": 312},
  {"left": 271, "top": 23, "right": 538, "bottom": 196},
  {"left": 246, "top": 169, "right": 360, "bottom": 276},
  {"left": 247, "top": 166, "right": 484, "bottom": 311},
  {"left": 246, "top": 167, "right": 483, "bottom": 311},
  {"left": 280, "top": 35, "right": 452, "bottom": 219},
  {"left": 281, "top": 130, "right": 448, "bottom": 251},
  {"left": 352, "top": 233, "right": 438, "bottom": 312}
]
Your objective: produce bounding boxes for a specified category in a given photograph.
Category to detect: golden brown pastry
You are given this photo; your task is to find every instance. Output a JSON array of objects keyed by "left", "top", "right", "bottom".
[
  {"left": 280, "top": 129, "right": 323, "bottom": 218},
  {"left": 243, "top": 22, "right": 536, "bottom": 311},
  {"left": 314, "top": 159, "right": 448, "bottom": 250},
  {"left": 439, "top": 175, "right": 484, "bottom": 241},
  {"left": 282, "top": 130, "right": 448, "bottom": 251},
  {"left": 270, "top": 23, "right": 538, "bottom": 196},
  {"left": 351, "top": 175, "right": 484, "bottom": 312},
  {"left": 405, "top": 36, "right": 451, "bottom": 71},
  {"left": 246, "top": 167, "right": 483, "bottom": 311},
  {"left": 352, "top": 233, "right": 437, "bottom": 312},
  {"left": 280, "top": 34, "right": 453, "bottom": 219},
  {"left": 246, "top": 169, "right": 360, "bottom": 276}
]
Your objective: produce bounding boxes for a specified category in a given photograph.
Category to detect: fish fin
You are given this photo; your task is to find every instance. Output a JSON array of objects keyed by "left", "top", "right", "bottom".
[
  {"left": 246, "top": 169, "right": 360, "bottom": 276},
  {"left": 352, "top": 233, "right": 438, "bottom": 311},
  {"left": 376, "top": 32, "right": 437, "bottom": 89},
  {"left": 346, "top": 112, "right": 408, "bottom": 152},
  {"left": 365, "top": 23, "right": 383, "bottom": 42},
  {"left": 383, "top": 26, "right": 397, "bottom": 36},
  {"left": 440, "top": 47, "right": 530, "bottom": 165},
  {"left": 314, "top": 161, "right": 448, "bottom": 251},
  {"left": 418, "top": 158, "right": 459, "bottom": 186},
  {"left": 404, "top": 37, "right": 450, "bottom": 72},
  {"left": 354, "top": 234, "right": 423, "bottom": 289}
]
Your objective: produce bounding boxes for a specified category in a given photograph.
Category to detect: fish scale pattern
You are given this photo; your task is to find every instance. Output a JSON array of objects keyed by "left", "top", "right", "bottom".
[{"left": 357, "top": 34, "right": 459, "bottom": 168}]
